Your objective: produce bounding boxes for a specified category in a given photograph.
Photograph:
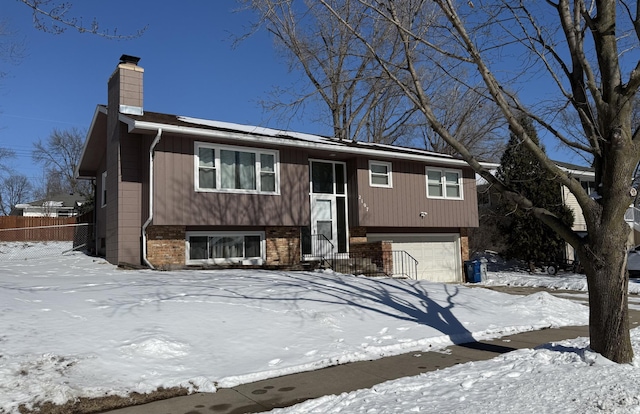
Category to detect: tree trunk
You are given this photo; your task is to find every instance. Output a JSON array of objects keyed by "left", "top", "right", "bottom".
[{"left": 581, "top": 217, "right": 634, "bottom": 363}]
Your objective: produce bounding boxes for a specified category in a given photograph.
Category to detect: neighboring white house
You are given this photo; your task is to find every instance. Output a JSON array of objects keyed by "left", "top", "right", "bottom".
[
  {"left": 555, "top": 162, "right": 595, "bottom": 261},
  {"left": 556, "top": 161, "right": 640, "bottom": 258},
  {"left": 477, "top": 161, "right": 638, "bottom": 260},
  {"left": 11, "top": 193, "right": 87, "bottom": 217},
  {"left": 553, "top": 161, "right": 595, "bottom": 235}
]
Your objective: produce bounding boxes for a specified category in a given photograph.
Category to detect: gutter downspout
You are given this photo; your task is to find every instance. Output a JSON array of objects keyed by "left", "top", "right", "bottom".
[{"left": 142, "top": 128, "right": 163, "bottom": 269}]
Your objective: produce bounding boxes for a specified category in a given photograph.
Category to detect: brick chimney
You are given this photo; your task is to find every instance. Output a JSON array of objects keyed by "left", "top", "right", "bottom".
[{"left": 108, "top": 54, "right": 143, "bottom": 116}]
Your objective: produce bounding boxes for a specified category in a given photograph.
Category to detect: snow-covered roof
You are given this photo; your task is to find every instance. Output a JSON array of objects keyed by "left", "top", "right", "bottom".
[
  {"left": 77, "top": 105, "right": 495, "bottom": 178},
  {"left": 119, "top": 108, "right": 477, "bottom": 167},
  {"left": 16, "top": 193, "right": 86, "bottom": 209}
]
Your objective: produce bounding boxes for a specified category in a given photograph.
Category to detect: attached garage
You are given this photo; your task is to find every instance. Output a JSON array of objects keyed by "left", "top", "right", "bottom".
[{"left": 367, "top": 233, "right": 463, "bottom": 283}]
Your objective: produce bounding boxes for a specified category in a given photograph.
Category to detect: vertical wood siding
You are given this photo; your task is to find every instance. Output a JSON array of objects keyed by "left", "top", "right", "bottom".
[
  {"left": 0, "top": 213, "right": 92, "bottom": 241},
  {"left": 148, "top": 142, "right": 478, "bottom": 230},
  {"left": 117, "top": 129, "right": 145, "bottom": 263},
  {"left": 354, "top": 157, "right": 478, "bottom": 228},
  {"left": 152, "top": 136, "right": 310, "bottom": 227}
]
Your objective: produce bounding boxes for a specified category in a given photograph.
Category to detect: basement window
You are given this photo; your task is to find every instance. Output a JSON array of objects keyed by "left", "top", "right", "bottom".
[{"left": 186, "top": 231, "right": 265, "bottom": 265}]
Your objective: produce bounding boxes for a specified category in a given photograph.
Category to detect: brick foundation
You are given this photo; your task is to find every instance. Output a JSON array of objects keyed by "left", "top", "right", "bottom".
[
  {"left": 146, "top": 225, "right": 186, "bottom": 269},
  {"left": 460, "top": 227, "right": 470, "bottom": 262},
  {"left": 350, "top": 240, "right": 393, "bottom": 275},
  {"left": 265, "top": 227, "right": 301, "bottom": 267},
  {"left": 349, "top": 226, "right": 367, "bottom": 244}
]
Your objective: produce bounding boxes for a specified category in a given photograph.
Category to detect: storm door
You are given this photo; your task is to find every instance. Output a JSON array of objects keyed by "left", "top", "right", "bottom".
[{"left": 308, "top": 160, "right": 348, "bottom": 257}]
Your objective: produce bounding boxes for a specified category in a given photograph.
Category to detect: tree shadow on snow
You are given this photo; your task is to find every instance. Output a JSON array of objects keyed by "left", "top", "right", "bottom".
[{"left": 100, "top": 270, "right": 481, "bottom": 347}]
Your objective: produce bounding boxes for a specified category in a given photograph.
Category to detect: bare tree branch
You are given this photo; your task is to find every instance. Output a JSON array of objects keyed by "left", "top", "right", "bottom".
[
  {"left": 315, "top": 0, "right": 639, "bottom": 362},
  {"left": 31, "top": 127, "right": 91, "bottom": 196},
  {"left": 18, "top": 0, "right": 146, "bottom": 39},
  {"left": 0, "top": 174, "right": 32, "bottom": 215}
]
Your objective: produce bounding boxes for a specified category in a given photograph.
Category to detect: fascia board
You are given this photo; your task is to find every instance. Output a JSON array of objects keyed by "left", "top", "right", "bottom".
[
  {"left": 124, "top": 118, "right": 473, "bottom": 168},
  {"left": 558, "top": 166, "right": 595, "bottom": 178},
  {"left": 76, "top": 105, "right": 108, "bottom": 179}
]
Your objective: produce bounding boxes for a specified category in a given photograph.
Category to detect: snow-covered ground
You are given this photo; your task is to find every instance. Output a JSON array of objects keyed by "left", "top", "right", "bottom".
[
  {"left": 0, "top": 244, "right": 638, "bottom": 413},
  {"left": 483, "top": 269, "right": 640, "bottom": 295}
]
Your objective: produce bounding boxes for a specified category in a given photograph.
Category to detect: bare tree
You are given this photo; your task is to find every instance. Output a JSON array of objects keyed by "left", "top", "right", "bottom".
[
  {"left": 0, "top": 148, "right": 18, "bottom": 215},
  {"left": 17, "top": 0, "right": 146, "bottom": 39},
  {"left": 0, "top": 2, "right": 143, "bottom": 82},
  {"left": 0, "top": 19, "right": 25, "bottom": 80},
  {"left": 241, "top": 0, "right": 506, "bottom": 156},
  {"left": 32, "top": 127, "right": 91, "bottom": 197},
  {"left": 0, "top": 174, "right": 32, "bottom": 215},
  {"left": 317, "top": 0, "right": 639, "bottom": 362},
  {"left": 420, "top": 84, "right": 505, "bottom": 161},
  {"left": 1, "top": 1, "right": 142, "bottom": 81},
  {"left": 240, "top": 0, "right": 421, "bottom": 142},
  {"left": 0, "top": 147, "right": 15, "bottom": 170}
]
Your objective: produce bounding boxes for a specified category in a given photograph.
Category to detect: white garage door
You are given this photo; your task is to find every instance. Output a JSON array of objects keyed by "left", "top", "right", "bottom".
[{"left": 368, "top": 234, "right": 462, "bottom": 283}]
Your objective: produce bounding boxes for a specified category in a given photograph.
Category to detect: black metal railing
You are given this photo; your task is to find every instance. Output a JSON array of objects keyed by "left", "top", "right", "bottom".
[
  {"left": 320, "top": 250, "right": 418, "bottom": 279},
  {"left": 301, "top": 233, "right": 335, "bottom": 267}
]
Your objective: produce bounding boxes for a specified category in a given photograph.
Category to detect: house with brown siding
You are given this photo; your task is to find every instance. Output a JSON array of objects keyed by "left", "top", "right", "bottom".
[{"left": 76, "top": 55, "right": 480, "bottom": 282}]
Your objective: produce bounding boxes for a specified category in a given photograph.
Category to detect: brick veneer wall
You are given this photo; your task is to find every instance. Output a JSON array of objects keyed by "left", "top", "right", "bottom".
[
  {"left": 349, "top": 226, "right": 367, "bottom": 244},
  {"left": 460, "top": 227, "right": 470, "bottom": 262},
  {"left": 350, "top": 240, "right": 393, "bottom": 275},
  {"left": 147, "top": 225, "right": 186, "bottom": 268},
  {"left": 265, "top": 226, "right": 301, "bottom": 266}
]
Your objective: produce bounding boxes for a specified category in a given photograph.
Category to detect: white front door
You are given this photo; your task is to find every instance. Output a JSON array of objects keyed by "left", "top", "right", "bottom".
[
  {"left": 311, "top": 196, "right": 337, "bottom": 256},
  {"left": 309, "top": 160, "right": 348, "bottom": 255}
]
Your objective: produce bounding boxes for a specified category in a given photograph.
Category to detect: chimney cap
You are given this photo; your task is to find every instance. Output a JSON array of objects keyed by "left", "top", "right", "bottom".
[{"left": 119, "top": 54, "right": 140, "bottom": 65}]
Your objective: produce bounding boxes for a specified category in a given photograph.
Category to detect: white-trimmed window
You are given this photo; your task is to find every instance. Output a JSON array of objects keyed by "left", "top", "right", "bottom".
[
  {"left": 101, "top": 171, "right": 107, "bottom": 207},
  {"left": 369, "top": 161, "right": 392, "bottom": 188},
  {"left": 426, "top": 168, "right": 463, "bottom": 200},
  {"left": 195, "top": 142, "right": 279, "bottom": 194},
  {"left": 186, "top": 231, "right": 265, "bottom": 265}
]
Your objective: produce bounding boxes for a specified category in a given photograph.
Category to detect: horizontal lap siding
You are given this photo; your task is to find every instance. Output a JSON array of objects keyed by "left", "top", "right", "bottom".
[
  {"left": 355, "top": 158, "right": 478, "bottom": 228},
  {"left": 563, "top": 186, "right": 586, "bottom": 231},
  {"left": 153, "top": 137, "right": 310, "bottom": 227}
]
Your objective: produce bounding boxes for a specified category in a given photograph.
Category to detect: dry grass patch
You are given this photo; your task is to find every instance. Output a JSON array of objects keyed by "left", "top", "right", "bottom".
[{"left": 18, "top": 386, "right": 189, "bottom": 414}]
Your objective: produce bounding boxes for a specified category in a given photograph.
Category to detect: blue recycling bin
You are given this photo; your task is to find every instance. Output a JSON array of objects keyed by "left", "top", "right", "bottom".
[{"left": 464, "top": 259, "right": 486, "bottom": 283}]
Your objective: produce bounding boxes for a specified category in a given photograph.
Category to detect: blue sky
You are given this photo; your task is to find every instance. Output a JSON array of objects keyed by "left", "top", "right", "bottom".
[
  {"left": 1, "top": 1, "right": 305, "bottom": 182},
  {"left": 1, "top": 1, "right": 586, "bottom": 185}
]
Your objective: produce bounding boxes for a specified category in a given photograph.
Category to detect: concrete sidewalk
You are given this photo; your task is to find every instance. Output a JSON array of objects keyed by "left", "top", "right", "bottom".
[{"left": 101, "top": 323, "right": 601, "bottom": 414}]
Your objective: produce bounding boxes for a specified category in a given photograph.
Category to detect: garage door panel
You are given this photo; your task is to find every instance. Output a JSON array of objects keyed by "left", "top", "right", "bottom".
[{"left": 367, "top": 234, "right": 461, "bottom": 283}]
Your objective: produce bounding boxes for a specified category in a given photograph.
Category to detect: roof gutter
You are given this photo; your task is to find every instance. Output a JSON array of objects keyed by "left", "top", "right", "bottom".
[
  {"left": 123, "top": 118, "right": 485, "bottom": 168},
  {"left": 142, "top": 128, "right": 163, "bottom": 269}
]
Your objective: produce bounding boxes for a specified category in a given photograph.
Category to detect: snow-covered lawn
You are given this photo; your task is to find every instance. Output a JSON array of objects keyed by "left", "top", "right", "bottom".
[{"left": 0, "top": 245, "right": 638, "bottom": 413}]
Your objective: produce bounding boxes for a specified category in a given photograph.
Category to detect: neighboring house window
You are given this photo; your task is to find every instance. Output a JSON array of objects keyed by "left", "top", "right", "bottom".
[
  {"left": 195, "top": 143, "right": 279, "bottom": 194},
  {"left": 426, "top": 168, "right": 463, "bottom": 199},
  {"left": 101, "top": 171, "right": 107, "bottom": 207},
  {"left": 57, "top": 209, "right": 75, "bottom": 218},
  {"left": 581, "top": 180, "right": 596, "bottom": 196},
  {"left": 369, "top": 161, "right": 392, "bottom": 188},
  {"left": 186, "top": 231, "right": 264, "bottom": 264}
]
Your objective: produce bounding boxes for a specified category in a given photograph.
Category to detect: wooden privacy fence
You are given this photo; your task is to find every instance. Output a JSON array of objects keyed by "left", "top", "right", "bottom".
[{"left": 0, "top": 212, "right": 93, "bottom": 242}]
